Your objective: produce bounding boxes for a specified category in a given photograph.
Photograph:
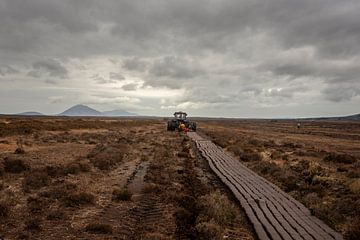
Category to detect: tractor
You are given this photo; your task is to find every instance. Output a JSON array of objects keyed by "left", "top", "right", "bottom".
[{"left": 167, "top": 111, "right": 197, "bottom": 132}]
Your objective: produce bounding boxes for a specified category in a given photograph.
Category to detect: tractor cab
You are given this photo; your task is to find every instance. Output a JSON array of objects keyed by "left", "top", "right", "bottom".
[{"left": 174, "top": 111, "right": 187, "bottom": 121}]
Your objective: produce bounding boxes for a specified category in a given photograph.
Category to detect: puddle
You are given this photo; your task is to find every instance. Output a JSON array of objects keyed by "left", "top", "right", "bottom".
[{"left": 127, "top": 161, "right": 149, "bottom": 200}]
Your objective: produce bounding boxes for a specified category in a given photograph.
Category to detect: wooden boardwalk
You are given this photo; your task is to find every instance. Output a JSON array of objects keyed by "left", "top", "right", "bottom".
[{"left": 188, "top": 132, "right": 343, "bottom": 240}]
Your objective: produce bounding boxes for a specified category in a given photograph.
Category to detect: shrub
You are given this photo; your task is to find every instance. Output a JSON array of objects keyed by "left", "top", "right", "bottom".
[
  {"left": 46, "top": 210, "right": 65, "bottom": 220},
  {"left": 196, "top": 221, "right": 222, "bottom": 240},
  {"left": 198, "top": 191, "right": 236, "bottom": 226},
  {"left": 0, "top": 201, "right": 10, "bottom": 218},
  {"left": 0, "top": 163, "right": 4, "bottom": 176},
  {"left": 45, "top": 165, "right": 65, "bottom": 178},
  {"left": 324, "top": 153, "right": 356, "bottom": 164},
  {"left": 85, "top": 223, "right": 113, "bottom": 234},
  {"left": 64, "top": 192, "right": 95, "bottom": 207},
  {"left": 112, "top": 188, "right": 132, "bottom": 201},
  {"left": 25, "top": 219, "right": 42, "bottom": 232},
  {"left": 3, "top": 157, "right": 29, "bottom": 173},
  {"left": 40, "top": 182, "right": 77, "bottom": 201},
  {"left": 23, "top": 169, "right": 50, "bottom": 192},
  {"left": 88, "top": 144, "right": 127, "bottom": 170},
  {"left": 344, "top": 217, "right": 360, "bottom": 240},
  {"left": 239, "top": 151, "right": 262, "bottom": 162},
  {"left": 349, "top": 179, "right": 360, "bottom": 194},
  {"left": 178, "top": 151, "right": 190, "bottom": 158},
  {"left": 27, "top": 196, "right": 47, "bottom": 213},
  {"left": 142, "top": 183, "right": 160, "bottom": 194},
  {"left": 14, "top": 147, "right": 25, "bottom": 154},
  {"left": 64, "top": 160, "right": 91, "bottom": 174}
]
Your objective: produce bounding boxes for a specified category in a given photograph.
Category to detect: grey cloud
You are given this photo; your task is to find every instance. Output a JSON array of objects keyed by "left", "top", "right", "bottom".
[
  {"left": 0, "top": 65, "right": 18, "bottom": 76},
  {"left": 1, "top": 0, "right": 360, "bottom": 116},
  {"left": 146, "top": 56, "right": 205, "bottom": 89},
  {"left": 109, "top": 72, "right": 125, "bottom": 80},
  {"left": 322, "top": 84, "right": 360, "bottom": 102},
  {"left": 121, "top": 83, "right": 138, "bottom": 91},
  {"left": 29, "top": 59, "right": 68, "bottom": 79},
  {"left": 122, "top": 58, "right": 148, "bottom": 72}
]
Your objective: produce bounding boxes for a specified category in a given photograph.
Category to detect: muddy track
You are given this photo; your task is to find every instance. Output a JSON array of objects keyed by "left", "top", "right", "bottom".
[{"left": 188, "top": 132, "right": 344, "bottom": 240}]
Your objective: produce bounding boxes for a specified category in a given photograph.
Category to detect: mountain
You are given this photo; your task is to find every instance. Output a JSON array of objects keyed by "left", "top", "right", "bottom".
[
  {"left": 102, "top": 109, "right": 137, "bottom": 116},
  {"left": 58, "top": 104, "right": 137, "bottom": 117},
  {"left": 16, "top": 111, "right": 44, "bottom": 116},
  {"left": 338, "top": 113, "right": 360, "bottom": 120},
  {"left": 59, "top": 104, "right": 102, "bottom": 116}
]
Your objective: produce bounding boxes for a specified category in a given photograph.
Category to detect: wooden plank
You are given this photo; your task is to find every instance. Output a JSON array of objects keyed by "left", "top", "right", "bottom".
[
  {"left": 215, "top": 152, "right": 331, "bottom": 240},
  {"left": 188, "top": 133, "right": 343, "bottom": 240},
  {"left": 213, "top": 150, "right": 331, "bottom": 240}
]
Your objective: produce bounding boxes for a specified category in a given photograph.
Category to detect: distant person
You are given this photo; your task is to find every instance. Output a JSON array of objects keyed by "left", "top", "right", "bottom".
[
  {"left": 178, "top": 123, "right": 189, "bottom": 132},
  {"left": 297, "top": 123, "right": 301, "bottom": 129}
]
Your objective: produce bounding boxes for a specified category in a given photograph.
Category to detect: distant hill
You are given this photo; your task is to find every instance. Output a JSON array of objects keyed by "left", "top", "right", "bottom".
[
  {"left": 16, "top": 111, "right": 44, "bottom": 116},
  {"left": 59, "top": 104, "right": 102, "bottom": 116},
  {"left": 340, "top": 113, "right": 360, "bottom": 120},
  {"left": 59, "top": 104, "right": 137, "bottom": 117},
  {"left": 102, "top": 109, "right": 137, "bottom": 116}
]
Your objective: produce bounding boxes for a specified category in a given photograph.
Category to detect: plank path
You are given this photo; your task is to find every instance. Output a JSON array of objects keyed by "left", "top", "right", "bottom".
[{"left": 188, "top": 132, "right": 343, "bottom": 240}]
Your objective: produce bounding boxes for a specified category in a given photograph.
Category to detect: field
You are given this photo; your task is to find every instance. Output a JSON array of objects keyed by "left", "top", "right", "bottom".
[
  {"left": 0, "top": 117, "right": 255, "bottom": 240},
  {"left": 0, "top": 117, "right": 359, "bottom": 239},
  {"left": 198, "top": 119, "right": 360, "bottom": 239}
]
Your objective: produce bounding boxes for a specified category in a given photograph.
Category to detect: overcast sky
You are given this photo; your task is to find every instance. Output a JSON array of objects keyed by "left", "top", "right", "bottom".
[{"left": 1, "top": 0, "right": 359, "bottom": 117}]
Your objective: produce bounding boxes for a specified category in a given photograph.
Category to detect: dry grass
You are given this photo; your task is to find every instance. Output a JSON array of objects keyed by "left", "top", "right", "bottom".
[
  {"left": 46, "top": 210, "right": 65, "bottom": 220},
  {"left": 14, "top": 147, "right": 25, "bottom": 154},
  {"left": 195, "top": 221, "right": 223, "bottom": 240},
  {"left": 85, "top": 223, "right": 113, "bottom": 234},
  {"left": 199, "top": 119, "right": 360, "bottom": 238},
  {"left": 22, "top": 169, "right": 50, "bottom": 192},
  {"left": 324, "top": 153, "right": 357, "bottom": 164},
  {"left": 25, "top": 218, "right": 42, "bottom": 232},
  {"left": 64, "top": 192, "right": 95, "bottom": 207},
  {"left": 112, "top": 188, "right": 132, "bottom": 201},
  {"left": 349, "top": 179, "right": 360, "bottom": 194},
  {"left": 197, "top": 191, "right": 236, "bottom": 226},
  {"left": 0, "top": 201, "right": 10, "bottom": 218},
  {"left": 88, "top": 144, "right": 127, "bottom": 170},
  {"left": 3, "top": 157, "right": 30, "bottom": 173}
]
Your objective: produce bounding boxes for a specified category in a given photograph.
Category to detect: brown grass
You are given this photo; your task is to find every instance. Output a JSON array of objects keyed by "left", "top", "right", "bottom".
[
  {"left": 3, "top": 157, "right": 30, "bottom": 173},
  {"left": 14, "top": 147, "right": 25, "bottom": 154},
  {"left": 195, "top": 221, "right": 223, "bottom": 240},
  {"left": 344, "top": 218, "right": 360, "bottom": 240},
  {"left": 198, "top": 191, "right": 236, "bottom": 226},
  {"left": 22, "top": 169, "right": 50, "bottom": 192},
  {"left": 112, "top": 188, "right": 132, "bottom": 201},
  {"left": 85, "top": 223, "right": 113, "bottom": 234},
  {"left": 46, "top": 210, "right": 65, "bottom": 220},
  {"left": 64, "top": 192, "right": 95, "bottom": 207},
  {"left": 25, "top": 219, "right": 42, "bottom": 232},
  {"left": 0, "top": 201, "right": 10, "bottom": 218},
  {"left": 324, "top": 153, "right": 357, "bottom": 164},
  {"left": 88, "top": 144, "right": 127, "bottom": 170}
]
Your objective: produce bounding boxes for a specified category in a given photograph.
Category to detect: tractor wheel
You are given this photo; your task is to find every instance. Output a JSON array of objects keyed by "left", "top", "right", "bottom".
[
  {"left": 190, "top": 122, "right": 197, "bottom": 132},
  {"left": 167, "top": 121, "right": 172, "bottom": 131},
  {"left": 167, "top": 121, "right": 176, "bottom": 131}
]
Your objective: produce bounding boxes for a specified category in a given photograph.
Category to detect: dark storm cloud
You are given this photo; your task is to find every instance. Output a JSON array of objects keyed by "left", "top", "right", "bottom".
[{"left": 1, "top": 0, "right": 360, "bottom": 116}]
